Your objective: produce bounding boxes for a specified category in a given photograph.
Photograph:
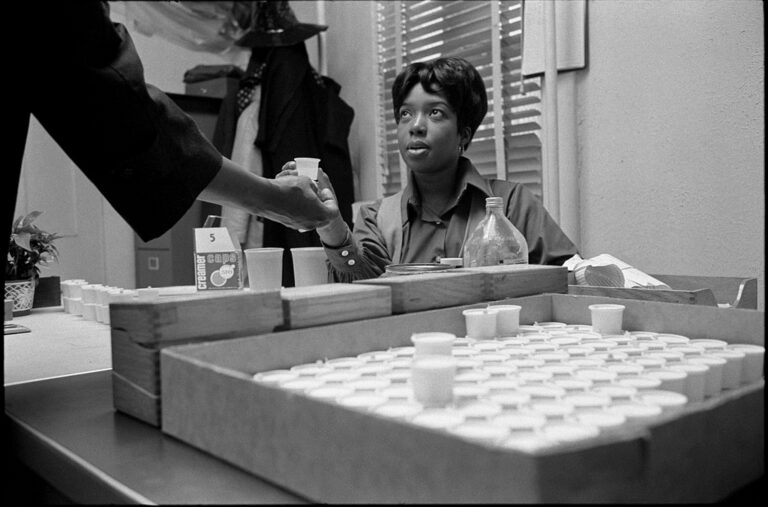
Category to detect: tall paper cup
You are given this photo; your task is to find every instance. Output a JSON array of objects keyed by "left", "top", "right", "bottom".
[
  {"left": 290, "top": 247, "right": 328, "bottom": 287},
  {"left": 245, "top": 248, "right": 284, "bottom": 290},
  {"left": 294, "top": 157, "right": 321, "bottom": 180}
]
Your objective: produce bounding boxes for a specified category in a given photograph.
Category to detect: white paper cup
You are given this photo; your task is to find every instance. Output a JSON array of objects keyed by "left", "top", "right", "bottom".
[
  {"left": 294, "top": 157, "right": 321, "bottom": 180},
  {"left": 687, "top": 356, "right": 726, "bottom": 398},
  {"left": 487, "top": 304, "right": 522, "bottom": 336},
  {"left": 588, "top": 304, "right": 625, "bottom": 335},
  {"left": 411, "top": 355, "right": 457, "bottom": 407},
  {"left": 245, "top": 247, "right": 284, "bottom": 290},
  {"left": 463, "top": 308, "right": 499, "bottom": 340},
  {"left": 411, "top": 332, "right": 455, "bottom": 357},
  {"left": 290, "top": 247, "right": 328, "bottom": 287},
  {"left": 708, "top": 350, "right": 747, "bottom": 389},
  {"left": 82, "top": 302, "right": 98, "bottom": 321},
  {"left": 727, "top": 344, "right": 765, "bottom": 384}
]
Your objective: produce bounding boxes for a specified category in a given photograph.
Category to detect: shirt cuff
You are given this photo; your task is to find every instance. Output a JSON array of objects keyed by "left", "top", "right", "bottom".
[{"left": 321, "top": 229, "right": 361, "bottom": 271}]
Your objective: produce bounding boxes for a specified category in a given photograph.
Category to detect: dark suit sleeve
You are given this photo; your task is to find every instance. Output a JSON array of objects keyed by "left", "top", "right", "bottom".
[{"left": 20, "top": 1, "right": 222, "bottom": 242}]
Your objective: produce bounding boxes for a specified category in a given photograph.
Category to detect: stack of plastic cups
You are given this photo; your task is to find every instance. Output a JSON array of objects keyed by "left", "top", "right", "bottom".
[
  {"left": 726, "top": 344, "right": 765, "bottom": 385},
  {"left": 80, "top": 284, "right": 103, "bottom": 321},
  {"left": 410, "top": 332, "right": 457, "bottom": 408},
  {"left": 67, "top": 280, "right": 88, "bottom": 316}
]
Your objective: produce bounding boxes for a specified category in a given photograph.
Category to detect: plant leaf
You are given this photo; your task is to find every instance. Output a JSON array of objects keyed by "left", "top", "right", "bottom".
[
  {"left": 15, "top": 232, "right": 32, "bottom": 251},
  {"left": 21, "top": 211, "right": 42, "bottom": 228}
]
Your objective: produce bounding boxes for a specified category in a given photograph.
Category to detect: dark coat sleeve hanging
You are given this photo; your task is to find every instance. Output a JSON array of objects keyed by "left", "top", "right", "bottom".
[{"left": 256, "top": 43, "right": 355, "bottom": 286}]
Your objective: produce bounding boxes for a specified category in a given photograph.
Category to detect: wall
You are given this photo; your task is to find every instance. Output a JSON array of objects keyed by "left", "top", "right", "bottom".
[{"left": 574, "top": 0, "right": 764, "bottom": 309}]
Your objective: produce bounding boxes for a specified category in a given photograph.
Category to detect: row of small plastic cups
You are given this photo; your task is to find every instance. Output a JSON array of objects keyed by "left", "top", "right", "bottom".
[
  {"left": 252, "top": 369, "right": 685, "bottom": 450},
  {"left": 263, "top": 339, "right": 761, "bottom": 401},
  {"left": 60, "top": 279, "right": 160, "bottom": 323}
]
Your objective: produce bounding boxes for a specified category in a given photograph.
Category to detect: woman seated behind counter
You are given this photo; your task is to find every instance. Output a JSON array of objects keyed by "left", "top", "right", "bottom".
[{"left": 280, "top": 56, "right": 579, "bottom": 282}]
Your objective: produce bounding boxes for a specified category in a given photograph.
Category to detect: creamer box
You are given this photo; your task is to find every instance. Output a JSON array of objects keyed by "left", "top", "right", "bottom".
[{"left": 194, "top": 227, "right": 242, "bottom": 291}]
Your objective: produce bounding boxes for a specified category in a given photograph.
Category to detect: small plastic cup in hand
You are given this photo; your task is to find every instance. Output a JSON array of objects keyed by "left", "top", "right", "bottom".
[
  {"left": 411, "top": 355, "right": 457, "bottom": 407},
  {"left": 411, "top": 332, "right": 455, "bottom": 357},
  {"left": 245, "top": 247, "right": 284, "bottom": 291},
  {"left": 588, "top": 303, "right": 625, "bottom": 335},
  {"left": 294, "top": 157, "right": 321, "bottom": 180}
]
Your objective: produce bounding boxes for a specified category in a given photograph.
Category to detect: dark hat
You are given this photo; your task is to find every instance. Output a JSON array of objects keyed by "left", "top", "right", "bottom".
[{"left": 234, "top": 1, "right": 328, "bottom": 48}]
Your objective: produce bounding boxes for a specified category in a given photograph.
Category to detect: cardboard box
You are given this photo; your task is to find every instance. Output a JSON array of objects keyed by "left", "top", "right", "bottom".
[
  {"left": 161, "top": 294, "right": 764, "bottom": 502},
  {"left": 110, "top": 288, "right": 283, "bottom": 426},
  {"left": 279, "top": 283, "right": 391, "bottom": 329}
]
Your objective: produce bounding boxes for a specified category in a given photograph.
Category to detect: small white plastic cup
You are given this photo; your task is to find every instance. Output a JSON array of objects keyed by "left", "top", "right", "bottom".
[
  {"left": 687, "top": 356, "right": 726, "bottom": 398},
  {"left": 245, "top": 247, "right": 284, "bottom": 290},
  {"left": 294, "top": 157, "right": 321, "bottom": 180},
  {"left": 727, "top": 344, "right": 765, "bottom": 384},
  {"left": 82, "top": 302, "right": 98, "bottom": 321},
  {"left": 487, "top": 304, "right": 522, "bottom": 336},
  {"left": 411, "top": 332, "right": 455, "bottom": 357},
  {"left": 411, "top": 355, "right": 457, "bottom": 407},
  {"left": 588, "top": 304, "right": 625, "bottom": 335},
  {"left": 708, "top": 350, "right": 746, "bottom": 390},
  {"left": 670, "top": 363, "right": 708, "bottom": 403},
  {"left": 290, "top": 247, "right": 328, "bottom": 287},
  {"left": 463, "top": 308, "right": 499, "bottom": 340},
  {"left": 645, "top": 369, "right": 688, "bottom": 395},
  {"left": 635, "top": 390, "right": 688, "bottom": 414}
]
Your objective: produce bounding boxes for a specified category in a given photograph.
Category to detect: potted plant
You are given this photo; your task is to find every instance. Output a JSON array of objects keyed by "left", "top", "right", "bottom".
[{"left": 5, "top": 211, "right": 62, "bottom": 316}]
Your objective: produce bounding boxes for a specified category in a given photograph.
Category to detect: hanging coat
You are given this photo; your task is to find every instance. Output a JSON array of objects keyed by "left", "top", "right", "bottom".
[{"left": 256, "top": 42, "right": 355, "bottom": 287}]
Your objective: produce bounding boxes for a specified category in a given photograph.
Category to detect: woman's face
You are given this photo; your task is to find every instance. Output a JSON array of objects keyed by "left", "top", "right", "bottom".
[{"left": 397, "top": 83, "right": 467, "bottom": 176}]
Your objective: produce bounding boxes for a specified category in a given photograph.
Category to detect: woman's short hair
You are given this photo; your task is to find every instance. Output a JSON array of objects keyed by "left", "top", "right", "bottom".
[{"left": 392, "top": 57, "right": 488, "bottom": 150}]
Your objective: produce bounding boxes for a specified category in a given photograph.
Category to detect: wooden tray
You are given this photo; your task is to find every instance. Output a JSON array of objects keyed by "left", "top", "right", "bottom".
[
  {"left": 568, "top": 274, "right": 758, "bottom": 309},
  {"left": 110, "top": 288, "right": 283, "bottom": 426},
  {"left": 161, "top": 294, "right": 764, "bottom": 502}
]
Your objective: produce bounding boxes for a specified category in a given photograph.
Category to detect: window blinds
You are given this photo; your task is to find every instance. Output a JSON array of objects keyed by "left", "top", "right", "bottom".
[{"left": 376, "top": 0, "right": 543, "bottom": 197}]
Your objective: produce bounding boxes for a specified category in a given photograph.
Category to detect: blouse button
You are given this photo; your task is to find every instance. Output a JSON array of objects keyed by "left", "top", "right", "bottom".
[
  {"left": 347, "top": 259, "right": 356, "bottom": 266},
  {"left": 341, "top": 250, "right": 349, "bottom": 257}
]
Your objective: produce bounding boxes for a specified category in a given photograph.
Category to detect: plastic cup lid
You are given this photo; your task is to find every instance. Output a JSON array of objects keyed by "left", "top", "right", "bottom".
[
  {"left": 493, "top": 412, "right": 548, "bottom": 430},
  {"left": 338, "top": 393, "right": 388, "bottom": 409},
  {"left": 575, "top": 411, "right": 627, "bottom": 428},
  {"left": 458, "top": 401, "right": 503, "bottom": 419},
  {"left": 637, "top": 390, "right": 688, "bottom": 407},
  {"left": 608, "top": 402, "right": 663, "bottom": 419},
  {"left": 280, "top": 378, "right": 324, "bottom": 392},
  {"left": 374, "top": 401, "right": 423, "bottom": 419},
  {"left": 306, "top": 385, "right": 354, "bottom": 400},
  {"left": 412, "top": 409, "right": 465, "bottom": 429},
  {"left": 542, "top": 422, "right": 600, "bottom": 442},
  {"left": 253, "top": 370, "right": 297, "bottom": 384},
  {"left": 449, "top": 422, "right": 509, "bottom": 444}
]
